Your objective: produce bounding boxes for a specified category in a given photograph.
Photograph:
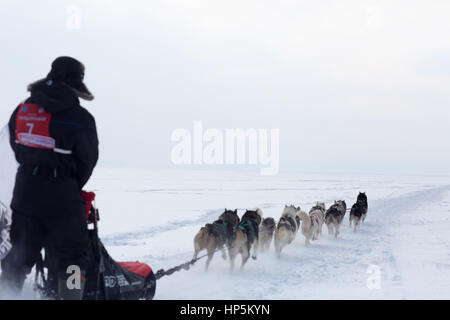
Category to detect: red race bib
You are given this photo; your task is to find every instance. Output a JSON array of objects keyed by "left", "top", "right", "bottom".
[{"left": 15, "top": 104, "right": 55, "bottom": 149}]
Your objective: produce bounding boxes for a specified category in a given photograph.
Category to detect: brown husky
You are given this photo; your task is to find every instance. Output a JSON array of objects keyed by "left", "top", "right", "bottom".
[
  {"left": 192, "top": 209, "right": 240, "bottom": 271},
  {"left": 258, "top": 217, "right": 276, "bottom": 253},
  {"left": 228, "top": 208, "right": 263, "bottom": 271}
]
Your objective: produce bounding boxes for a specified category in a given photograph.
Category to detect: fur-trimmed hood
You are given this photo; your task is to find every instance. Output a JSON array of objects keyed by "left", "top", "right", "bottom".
[
  {"left": 26, "top": 79, "right": 82, "bottom": 113},
  {"left": 28, "top": 78, "right": 94, "bottom": 102}
]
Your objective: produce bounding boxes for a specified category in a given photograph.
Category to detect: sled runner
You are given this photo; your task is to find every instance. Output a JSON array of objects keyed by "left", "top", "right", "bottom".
[{"left": 34, "top": 191, "right": 156, "bottom": 300}]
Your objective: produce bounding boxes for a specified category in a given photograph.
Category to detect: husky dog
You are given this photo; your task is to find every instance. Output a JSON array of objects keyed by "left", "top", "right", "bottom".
[
  {"left": 325, "top": 200, "right": 346, "bottom": 239},
  {"left": 357, "top": 192, "right": 368, "bottom": 223},
  {"left": 349, "top": 193, "right": 368, "bottom": 231},
  {"left": 274, "top": 205, "right": 300, "bottom": 258},
  {"left": 281, "top": 204, "right": 301, "bottom": 229},
  {"left": 308, "top": 202, "right": 325, "bottom": 238},
  {"left": 192, "top": 209, "right": 239, "bottom": 270},
  {"left": 297, "top": 210, "right": 318, "bottom": 246},
  {"left": 228, "top": 208, "right": 263, "bottom": 271},
  {"left": 258, "top": 217, "right": 276, "bottom": 253},
  {"left": 219, "top": 208, "right": 240, "bottom": 228},
  {"left": 349, "top": 202, "right": 364, "bottom": 232}
]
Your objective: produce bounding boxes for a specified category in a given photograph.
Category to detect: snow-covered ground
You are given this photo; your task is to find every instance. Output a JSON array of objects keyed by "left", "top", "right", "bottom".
[
  {"left": 90, "top": 168, "right": 450, "bottom": 300},
  {"left": 10, "top": 168, "right": 450, "bottom": 299}
]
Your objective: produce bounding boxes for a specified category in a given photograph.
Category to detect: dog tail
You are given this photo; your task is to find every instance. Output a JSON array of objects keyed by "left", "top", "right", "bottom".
[
  {"left": 254, "top": 208, "right": 264, "bottom": 219},
  {"left": 195, "top": 227, "right": 206, "bottom": 239},
  {"left": 325, "top": 209, "right": 334, "bottom": 224},
  {"left": 297, "top": 210, "right": 309, "bottom": 222},
  {"left": 194, "top": 227, "right": 207, "bottom": 253},
  {"left": 324, "top": 213, "right": 330, "bottom": 225},
  {"left": 297, "top": 210, "right": 311, "bottom": 229},
  {"left": 275, "top": 225, "right": 290, "bottom": 243}
]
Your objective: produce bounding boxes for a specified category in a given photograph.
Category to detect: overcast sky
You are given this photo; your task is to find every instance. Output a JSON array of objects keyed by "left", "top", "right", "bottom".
[{"left": 0, "top": 0, "right": 449, "bottom": 175}]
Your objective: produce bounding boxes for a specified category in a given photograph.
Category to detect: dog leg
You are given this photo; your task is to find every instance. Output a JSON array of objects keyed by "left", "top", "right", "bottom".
[
  {"left": 240, "top": 248, "right": 250, "bottom": 270},
  {"left": 274, "top": 239, "right": 280, "bottom": 258},
  {"left": 229, "top": 258, "right": 235, "bottom": 272},
  {"left": 205, "top": 257, "right": 211, "bottom": 271},
  {"left": 221, "top": 247, "right": 227, "bottom": 260},
  {"left": 328, "top": 223, "right": 334, "bottom": 236},
  {"left": 251, "top": 241, "right": 258, "bottom": 260},
  {"left": 229, "top": 249, "right": 236, "bottom": 272},
  {"left": 306, "top": 236, "right": 311, "bottom": 246},
  {"left": 205, "top": 248, "right": 215, "bottom": 271},
  {"left": 275, "top": 241, "right": 282, "bottom": 259},
  {"left": 261, "top": 240, "right": 267, "bottom": 253},
  {"left": 258, "top": 240, "right": 264, "bottom": 253},
  {"left": 192, "top": 241, "right": 201, "bottom": 260},
  {"left": 266, "top": 239, "right": 272, "bottom": 251}
]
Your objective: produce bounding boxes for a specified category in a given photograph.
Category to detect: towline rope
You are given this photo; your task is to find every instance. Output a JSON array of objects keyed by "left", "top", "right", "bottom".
[{"left": 154, "top": 249, "right": 221, "bottom": 280}]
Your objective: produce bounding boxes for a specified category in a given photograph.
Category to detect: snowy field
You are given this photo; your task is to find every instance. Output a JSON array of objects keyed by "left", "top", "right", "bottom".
[{"left": 17, "top": 168, "right": 450, "bottom": 299}]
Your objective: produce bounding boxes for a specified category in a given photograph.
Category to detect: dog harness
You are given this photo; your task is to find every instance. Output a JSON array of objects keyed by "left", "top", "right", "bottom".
[
  {"left": 310, "top": 213, "right": 320, "bottom": 226},
  {"left": 310, "top": 205, "right": 324, "bottom": 213},
  {"left": 263, "top": 220, "right": 275, "bottom": 233},
  {"left": 238, "top": 220, "right": 257, "bottom": 242},
  {"left": 357, "top": 199, "right": 367, "bottom": 207},
  {"left": 212, "top": 220, "right": 229, "bottom": 245}
]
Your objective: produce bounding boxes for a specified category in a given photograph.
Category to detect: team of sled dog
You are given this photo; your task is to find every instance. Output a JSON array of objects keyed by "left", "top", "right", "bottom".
[{"left": 193, "top": 192, "right": 368, "bottom": 271}]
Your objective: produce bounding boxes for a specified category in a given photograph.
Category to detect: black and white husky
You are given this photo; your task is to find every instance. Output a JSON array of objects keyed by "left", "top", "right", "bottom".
[
  {"left": 325, "top": 200, "right": 346, "bottom": 239},
  {"left": 274, "top": 205, "right": 300, "bottom": 258},
  {"left": 358, "top": 192, "right": 368, "bottom": 223},
  {"left": 349, "top": 192, "right": 368, "bottom": 231}
]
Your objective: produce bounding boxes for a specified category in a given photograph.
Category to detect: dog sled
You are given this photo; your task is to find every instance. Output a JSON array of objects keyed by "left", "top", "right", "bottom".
[{"left": 34, "top": 191, "right": 157, "bottom": 300}]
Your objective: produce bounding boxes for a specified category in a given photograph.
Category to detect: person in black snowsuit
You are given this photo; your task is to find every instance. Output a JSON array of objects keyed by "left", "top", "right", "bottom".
[{"left": 0, "top": 57, "right": 98, "bottom": 300}]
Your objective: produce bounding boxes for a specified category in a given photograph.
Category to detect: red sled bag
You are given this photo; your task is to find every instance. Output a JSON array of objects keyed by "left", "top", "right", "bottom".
[
  {"left": 35, "top": 191, "right": 156, "bottom": 300},
  {"left": 82, "top": 235, "right": 156, "bottom": 300}
]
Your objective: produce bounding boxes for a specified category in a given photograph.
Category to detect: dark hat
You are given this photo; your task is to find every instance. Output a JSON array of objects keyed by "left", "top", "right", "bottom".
[{"left": 46, "top": 56, "right": 94, "bottom": 101}]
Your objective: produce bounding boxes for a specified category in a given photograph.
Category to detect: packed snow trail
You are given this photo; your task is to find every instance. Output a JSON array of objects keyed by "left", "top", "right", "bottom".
[
  {"left": 140, "top": 185, "right": 450, "bottom": 299},
  {"left": 94, "top": 175, "right": 450, "bottom": 300}
]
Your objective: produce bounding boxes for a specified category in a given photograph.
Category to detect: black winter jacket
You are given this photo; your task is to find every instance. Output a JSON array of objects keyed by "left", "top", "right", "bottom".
[{"left": 8, "top": 79, "right": 98, "bottom": 190}]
